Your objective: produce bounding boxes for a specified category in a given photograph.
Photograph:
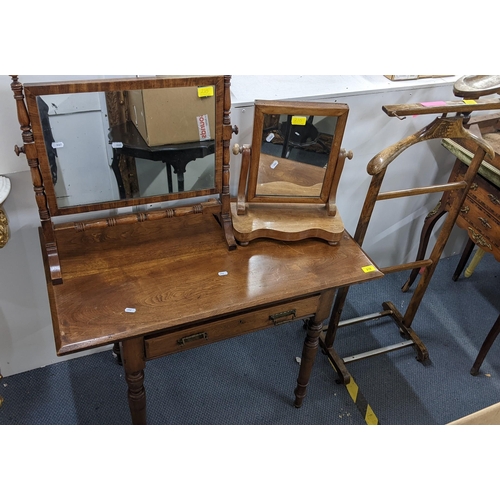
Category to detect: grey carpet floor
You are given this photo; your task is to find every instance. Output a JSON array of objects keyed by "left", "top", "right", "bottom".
[{"left": 0, "top": 251, "right": 499, "bottom": 425}]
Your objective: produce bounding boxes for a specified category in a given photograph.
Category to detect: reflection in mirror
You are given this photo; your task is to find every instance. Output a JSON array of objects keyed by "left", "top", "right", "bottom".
[
  {"left": 256, "top": 114, "right": 337, "bottom": 197},
  {"left": 36, "top": 86, "right": 216, "bottom": 209}
]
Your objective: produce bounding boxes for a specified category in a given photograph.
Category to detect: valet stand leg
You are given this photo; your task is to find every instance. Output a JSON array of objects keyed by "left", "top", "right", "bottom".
[{"left": 121, "top": 337, "right": 147, "bottom": 425}]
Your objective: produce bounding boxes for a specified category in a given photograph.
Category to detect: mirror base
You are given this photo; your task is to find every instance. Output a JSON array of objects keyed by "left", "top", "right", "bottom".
[{"left": 230, "top": 202, "right": 344, "bottom": 245}]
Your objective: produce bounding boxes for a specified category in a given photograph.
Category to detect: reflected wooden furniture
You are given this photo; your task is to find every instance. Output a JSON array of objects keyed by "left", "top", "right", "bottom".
[
  {"left": 321, "top": 99, "right": 497, "bottom": 384},
  {"left": 109, "top": 122, "right": 215, "bottom": 196},
  {"left": 43, "top": 212, "right": 382, "bottom": 424},
  {"left": 256, "top": 153, "right": 326, "bottom": 196}
]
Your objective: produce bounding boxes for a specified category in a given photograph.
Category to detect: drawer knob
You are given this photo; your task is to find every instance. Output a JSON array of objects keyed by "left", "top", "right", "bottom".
[
  {"left": 460, "top": 205, "right": 470, "bottom": 214},
  {"left": 478, "top": 217, "right": 492, "bottom": 229},
  {"left": 488, "top": 194, "right": 500, "bottom": 205},
  {"left": 177, "top": 332, "right": 208, "bottom": 346},
  {"left": 269, "top": 309, "right": 297, "bottom": 326}
]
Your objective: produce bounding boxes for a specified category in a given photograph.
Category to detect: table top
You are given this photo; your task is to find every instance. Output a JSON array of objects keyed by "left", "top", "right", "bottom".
[{"left": 45, "top": 214, "right": 383, "bottom": 355}]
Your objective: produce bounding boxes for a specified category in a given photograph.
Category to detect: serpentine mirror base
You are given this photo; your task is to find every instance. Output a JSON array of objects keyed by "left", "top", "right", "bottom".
[{"left": 230, "top": 202, "right": 344, "bottom": 245}]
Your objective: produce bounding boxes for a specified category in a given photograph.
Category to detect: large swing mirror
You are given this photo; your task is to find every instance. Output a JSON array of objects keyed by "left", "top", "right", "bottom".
[
  {"left": 231, "top": 100, "right": 351, "bottom": 245},
  {"left": 22, "top": 76, "right": 225, "bottom": 216},
  {"left": 12, "top": 75, "right": 236, "bottom": 286}
]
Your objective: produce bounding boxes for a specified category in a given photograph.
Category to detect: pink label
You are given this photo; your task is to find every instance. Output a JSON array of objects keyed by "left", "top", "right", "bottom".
[
  {"left": 421, "top": 101, "right": 447, "bottom": 107},
  {"left": 197, "top": 114, "right": 211, "bottom": 141}
]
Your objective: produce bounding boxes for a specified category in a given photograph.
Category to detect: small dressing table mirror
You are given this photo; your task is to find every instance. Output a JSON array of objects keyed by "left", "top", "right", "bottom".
[
  {"left": 11, "top": 75, "right": 237, "bottom": 284},
  {"left": 231, "top": 100, "right": 352, "bottom": 245}
]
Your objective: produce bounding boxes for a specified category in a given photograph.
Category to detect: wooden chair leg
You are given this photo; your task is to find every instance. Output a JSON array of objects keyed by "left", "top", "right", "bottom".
[
  {"left": 471, "top": 314, "right": 500, "bottom": 376},
  {"left": 464, "top": 247, "right": 485, "bottom": 278},
  {"left": 402, "top": 205, "right": 446, "bottom": 292},
  {"left": 452, "top": 238, "right": 475, "bottom": 281}
]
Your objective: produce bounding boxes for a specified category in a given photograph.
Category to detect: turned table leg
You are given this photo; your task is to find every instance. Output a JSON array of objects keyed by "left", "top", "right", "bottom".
[
  {"left": 294, "top": 318, "right": 323, "bottom": 408},
  {"left": 121, "top": 337, "right": 147, "bottom": 425}
]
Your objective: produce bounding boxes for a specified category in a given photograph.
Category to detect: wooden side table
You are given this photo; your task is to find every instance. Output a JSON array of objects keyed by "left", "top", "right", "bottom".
[{"left": 44, "top": 213, "right": 383, "bottom": 424}]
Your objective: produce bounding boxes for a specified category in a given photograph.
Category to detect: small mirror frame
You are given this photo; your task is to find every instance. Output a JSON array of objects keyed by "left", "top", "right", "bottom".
[{"left": 246, "top": 100, "right": 349, "bottom": 205}]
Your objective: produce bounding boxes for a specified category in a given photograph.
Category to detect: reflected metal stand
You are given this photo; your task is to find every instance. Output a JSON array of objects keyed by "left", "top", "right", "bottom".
[{"left": 108, "top": 122, "right": 215, "bottom": 197}]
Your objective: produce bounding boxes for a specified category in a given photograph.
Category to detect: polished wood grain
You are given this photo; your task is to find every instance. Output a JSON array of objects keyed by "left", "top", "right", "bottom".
[
  {"left": 230, "top": 202, "right": 345, "bottom": 245},
  {"left": 400, "top": 113, "right": 500, "bottom": 377},
  {"left": 44, "top": 214, "right": 381, "bottom": 354}
]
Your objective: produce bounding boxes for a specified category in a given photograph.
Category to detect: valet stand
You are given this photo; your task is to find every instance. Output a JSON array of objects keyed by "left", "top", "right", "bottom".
[{"left": 321, "top": 99, "right": 498, "bottom": 384}]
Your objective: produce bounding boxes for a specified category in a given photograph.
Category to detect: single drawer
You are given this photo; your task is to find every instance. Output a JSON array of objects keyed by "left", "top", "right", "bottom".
[{"left": 144, "top": 295, "right": 320, "bottom": 360}]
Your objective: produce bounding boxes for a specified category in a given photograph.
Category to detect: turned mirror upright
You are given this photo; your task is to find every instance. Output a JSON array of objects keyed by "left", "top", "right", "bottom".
[
  {"left": 11, "top": 75, "right": 237, "bottom": 285},
  {"left": 231, "top": 100, "right": 352, "bottom": 245}
]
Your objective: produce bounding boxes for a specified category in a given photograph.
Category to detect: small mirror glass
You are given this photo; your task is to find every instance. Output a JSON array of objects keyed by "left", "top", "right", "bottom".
[{"left": 256, "top": 113, "right": 338, "bottom": 197}]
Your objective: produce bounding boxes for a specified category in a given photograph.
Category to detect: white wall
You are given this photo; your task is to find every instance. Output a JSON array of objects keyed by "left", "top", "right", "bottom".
[
  {"left": 0, "top": 75, "right": 468, "bottom": 377},
  {"left": 0, "top": 75, "right": 134, "bottom": 377},
  {"left": 229, "top": 76, "right": 467, "bottom": 268}
]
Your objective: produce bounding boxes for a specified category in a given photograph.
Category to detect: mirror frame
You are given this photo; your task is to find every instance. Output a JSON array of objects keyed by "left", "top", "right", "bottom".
[
  {"left": 246, "top": 100, "right": 349, "bottom": 204},
  {"left": 22, "top": 76, "right": 226, "bottom": 217},
  {"left": 11, "top": 75, "right": 236, "bottom": 286}
]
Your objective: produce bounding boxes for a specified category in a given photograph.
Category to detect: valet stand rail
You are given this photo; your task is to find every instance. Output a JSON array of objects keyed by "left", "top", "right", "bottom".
[{"left": 320, "top": 100, "right": 497, "bottom": 385}]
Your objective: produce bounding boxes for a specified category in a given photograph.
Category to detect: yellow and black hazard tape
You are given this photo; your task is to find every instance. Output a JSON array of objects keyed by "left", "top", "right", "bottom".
[{"left": 328, "top": 359, "right": 379, "bottom": 425}]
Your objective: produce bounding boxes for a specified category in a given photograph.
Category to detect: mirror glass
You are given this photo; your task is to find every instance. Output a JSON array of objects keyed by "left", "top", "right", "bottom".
[
  {"left": 35, "top": 85, "right": 216, "bottom": 209},
  {"left": 256, "top": 113, "right": 338, "bottom": 197}
]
